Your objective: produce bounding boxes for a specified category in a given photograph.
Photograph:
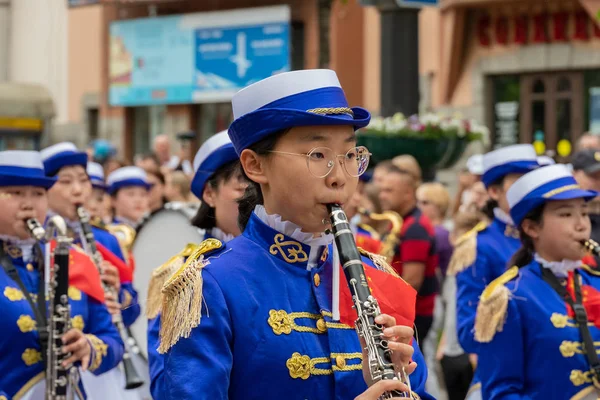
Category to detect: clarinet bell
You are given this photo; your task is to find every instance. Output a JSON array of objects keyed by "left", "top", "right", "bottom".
[{"left": 122, "top": 357, "right": 144, "bottom": 389}]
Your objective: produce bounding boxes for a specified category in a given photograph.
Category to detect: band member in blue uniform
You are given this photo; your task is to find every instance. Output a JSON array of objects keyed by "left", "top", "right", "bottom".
[
  {"left": 159, "top": 69, "right": 433, "bottom": 399},
  {"left": 475, "top": 163, "right": 600, "bottom": 399},
  {"left": 449, "top": 144, "right": 538, "bottom": 399},
  {"left": 0, "top": 150, "right": 123, "bottom": 399},
  {"left": 147, "top": 129, "right": 243, "bottom": 399},
  {"left": 85, "top": 161, "right": 109, "bottom": 225}
]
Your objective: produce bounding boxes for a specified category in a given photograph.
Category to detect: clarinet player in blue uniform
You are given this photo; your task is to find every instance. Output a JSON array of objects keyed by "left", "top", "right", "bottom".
[
  {"left": 159, "top": 69, "right": 434, "bottom": 399},
  {"left": 147, "top": 129, "right": 244, "bottom": 399},
  {"left": 475, "top": 163, "right": 600, "bottom": 399},
  {"left": 450, "top": 144, "right": 538, "bottom": 399},
  {"left": 0, "top": 150, "right": 123, "bottom": 399},
  {"left": 40, "top": 143, "right": 142, "bottom": 399}
]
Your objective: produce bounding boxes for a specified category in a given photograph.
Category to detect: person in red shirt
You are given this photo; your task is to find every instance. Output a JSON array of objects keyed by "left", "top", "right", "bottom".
[{"left": 379, "top": 164, "right": 439, "bottom": 346}]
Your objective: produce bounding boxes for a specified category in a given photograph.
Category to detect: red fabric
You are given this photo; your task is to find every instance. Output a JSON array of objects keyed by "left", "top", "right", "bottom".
[
  {"left": 355, "top": 233, "right": 382, "bottom": 255},
  {"left": 514, "top": 15, "right": 528, "bottom": 44},
  {"left": 552, "top": 12, "right": 568, "bottom": 42},
  {"left": 574, "top": 11, "right": 589, "bottom": 41},
  {"left": 127, "top": 252, "right": 136, "bottom": 274},
  {"left": 96, "top": 242, "right": 133, "bottom": 283},
  {"left": 477, "top": 16, "right": 491, "bottom": 46},
  {"left": 583, "top": 254, "right": 597, "bottom": 268},
  {"left": 533, "top": 14, "right": 548, "bottom": 43},
  {"left": 567, "top": 272, "right": 600, "bottom": 329},
  {"left": 495, "top": 16, "right": 509, "bottom": 45},
  {"left": 339, "top": 264, "right": 416, "bottom": 329},
  {"left": 49, "top": 241, "right": 105, "bottom": 303}
]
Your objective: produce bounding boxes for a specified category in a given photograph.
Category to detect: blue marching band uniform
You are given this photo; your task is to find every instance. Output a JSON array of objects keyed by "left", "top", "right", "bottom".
[
  {"left": 449, "top": 144, "right": 539, "bottom": 399},
  {"left": 474, "top": 164, "right": 600, "bottom": 399},
  {"left": 0, "top": 150, "right": 124, "bottom": 400}
]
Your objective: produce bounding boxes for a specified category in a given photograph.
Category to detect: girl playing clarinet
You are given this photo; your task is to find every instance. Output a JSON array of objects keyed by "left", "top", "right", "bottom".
[
  {"left": 475, "top": 164, "right": 600, "bottom": 399},
  {"left": 159, "top": 69, "right": 433, "bottom": 400}
]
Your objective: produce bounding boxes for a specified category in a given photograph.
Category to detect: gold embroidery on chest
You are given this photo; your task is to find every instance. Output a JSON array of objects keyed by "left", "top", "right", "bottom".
[
  {"left": 551, "top": 313, "right": 594, "bottom": 329},
  {"left": 4, "top": 286, "right": 25, "bottom": 301},
  {"left": 68, "top": 287, "right": 82, "bottom": 301},
  {"left": 17, "top": 315, "right": 37, "bottom": 332},
  {"left": 286, "top": 352, "right": 331, "bottom": 379},
  {"left": 570, "top": 369, "right": 594, "bottom": 386},
  {"left": 269, "top": 234, "right": 308, "bottom": 263},
  {"left": 71, "top": 315, "right": 85, "bottom": 331},
  {"left": 503, "top": 225, "right": 519, "bottom": 239},
  {"left": 21, "top": 348, "right": 42, "bottom": 366},
  {"left": 3, "top": 242, "right": 22, "bottom": 258},
  {"left": 267, "top": 310, "right": 329, "bottom": 335}
]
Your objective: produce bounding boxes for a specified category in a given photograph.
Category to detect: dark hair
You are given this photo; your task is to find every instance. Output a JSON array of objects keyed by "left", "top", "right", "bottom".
[
  {"left": 190, "top": 160, "right": 243, "bottom": 230},
  {"left": 480, "top": 176, "right": 505, "bottom": 219},
  {"left": 508, "top": 203, "right": 545, "bottom": 268},
  {"left": 144, "top": 167, "right": 165, "bottom": 185},
  {"left": 237, "top": 130, "right": 288, "bottom": 230}
]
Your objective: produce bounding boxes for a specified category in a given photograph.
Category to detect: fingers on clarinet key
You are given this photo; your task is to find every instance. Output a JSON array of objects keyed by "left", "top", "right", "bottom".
[{"left": 354, "top": 379, "right": 410, "bottom": 400}]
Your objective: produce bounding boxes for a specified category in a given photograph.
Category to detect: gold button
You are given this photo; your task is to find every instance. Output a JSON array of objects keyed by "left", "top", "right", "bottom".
[
  {"left": 313, "top": 273, "right": 320, "bottom": 287},
  {"left": 335, "top": 355, "right": 346, "bottom": 368},
  {"left": 26, "top": 263, "right": 34, "bottom": 272},
  {"left": 316, "top": 318, "right": 327, "bottom": 332}
]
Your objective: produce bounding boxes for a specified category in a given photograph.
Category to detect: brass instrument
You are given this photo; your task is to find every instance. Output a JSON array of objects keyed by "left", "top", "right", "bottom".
[
  {"left": 26, "top": 217, "right": 81, "bottom": 400},
  {"left": 106, "top": 223, "right": 137, "bottom": 262},
  {"left": 359, "top": 208, "right": 403, "bottom": 262}
]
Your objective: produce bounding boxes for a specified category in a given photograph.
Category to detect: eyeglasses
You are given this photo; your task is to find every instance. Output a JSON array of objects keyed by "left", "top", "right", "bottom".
[{"left": 269, "top": 146, "right": 372, "bottom": 178}]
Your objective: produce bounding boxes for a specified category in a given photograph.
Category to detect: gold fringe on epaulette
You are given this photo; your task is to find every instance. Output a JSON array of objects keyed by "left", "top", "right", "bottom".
[
  {"left": 473, "top": 265, "right": 519, "bottom": 343},
  {"left": 146, "top": 243, "right": 198, "bottom": 319},
  {"left": 157, "top": 239, "right": 223, "bottom": 353},
  {"left": 358, "top": 247, "right": 400, "bottom": 278},
  {"left": 447, "top": 221, "right": 487, "bottom": 276},
  {"left": 474, "top": 285, "right": 510, "bottom": 343},
  {"left": 158, "top": 255, "right": 206, "bottom": 354},
  {"left": 146, "top": 256, "right": 185, "bottom": 319}
]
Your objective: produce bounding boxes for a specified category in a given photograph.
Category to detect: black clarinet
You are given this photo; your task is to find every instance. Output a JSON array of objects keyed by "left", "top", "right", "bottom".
[
  {"left": 326, "top": 204, "right": 411, "bottom": 399},
  {"left": 27, "top": 217, "right": 75, "bottom": 399},
  {"left": 583, "top": 239, "right": 600, "bottom": 256},
  {"left": 75, "top": 206, "right": 144, "bottom": 390}
]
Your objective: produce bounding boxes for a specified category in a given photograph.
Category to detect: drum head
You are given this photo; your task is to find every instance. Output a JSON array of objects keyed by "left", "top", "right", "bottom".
[{"left": 131, "top": 207, "right": 204, "bottom": 357}]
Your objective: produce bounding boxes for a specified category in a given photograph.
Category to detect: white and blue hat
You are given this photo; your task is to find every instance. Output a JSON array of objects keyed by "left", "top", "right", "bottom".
[
  {"left": 191, "top": 130, "right": 238, "bottom": 199},
  {"left": 40, "top": 142, "right": 87, "bottom": 177},
  {"left": 106, "top": 166, "right": 151, "bottom": 195},
  {"left": 537, "top": 156, "right": 556, "bottom": 166},
  {"left": 482, "top": 144, "right": 539, "bottom": 188},
  {"left": 87, "top": 161, "right": 106, "bottom": 190},
  {"left": 507, "top": 164, "right": 597, "bottom": 226},
  {"left": 0, "top": 151, "right": 56, "bottom": 189},
  {"left": 228, "top": 69, "right": 371, "bottom": 155}
]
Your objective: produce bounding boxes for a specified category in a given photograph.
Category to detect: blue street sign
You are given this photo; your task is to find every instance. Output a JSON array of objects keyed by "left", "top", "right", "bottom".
[{"left": 396, "top": 0, "right": 438, "bottom": 7}]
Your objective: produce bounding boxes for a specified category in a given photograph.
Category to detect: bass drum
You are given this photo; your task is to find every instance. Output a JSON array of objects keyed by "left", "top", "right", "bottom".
[{"left": 130, "top": 202, "right": 204, "bottom": 357}]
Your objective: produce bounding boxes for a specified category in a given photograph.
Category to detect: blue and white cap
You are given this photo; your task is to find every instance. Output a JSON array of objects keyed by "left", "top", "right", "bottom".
[
  {"left": 537, "top": 155, "right": 556, "bottom": 166},
  {"left": 482, "top": 144, "right": 539, "bottom": 188},
  {"left": 40, "top": 142, "right": 87, "bottom": 177},
  {"left": 0, "top": 151, "right": 57, "bottom": 189},
  {"left": 228, "top": 69, "right": 371, "bottom": 155},
  {"left": 87, "top": 161, "right": 106, "bottom": 190},
  {"left": 106, "top": 166, "right": 151, "bottom": 195},
  {"left": 191, "top": 130, "right": 238, "bottom": 199},
  {"left": 507, "top": 164, "right": 597, "bottom": 226}
]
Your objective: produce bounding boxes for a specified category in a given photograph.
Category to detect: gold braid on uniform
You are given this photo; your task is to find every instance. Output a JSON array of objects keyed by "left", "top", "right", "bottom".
[
  {"left": 146, "top": 243, "right": 198, "bottom": 319},
  {"left": 158, "top": 238, "right": 223, "bottom": 354},
  {"left": 358, "top": 247, "right": 400, "bottom": 278},
  {"left": 306, "top": 107, "right": 354, "bottom": 117},
  {"left": 474, "top": 266, "right": 519, "bottom": 343},
  {"left": 447, "top": 221, "right": 488, "bottom": 276}
]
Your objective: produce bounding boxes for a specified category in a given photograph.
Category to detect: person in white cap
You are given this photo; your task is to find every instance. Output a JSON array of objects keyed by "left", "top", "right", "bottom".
[
  {"left": 450, "top": 144, "right": 540, "bottom": 400},
  {"left": 0, "top": 150, "right": 124, "bottom": 399},
  {"left": 158, "top": 69, "right": 433, "bottom": 399},
  {"left": 474, "top": 164, "right": 599, "bottom": 399}
]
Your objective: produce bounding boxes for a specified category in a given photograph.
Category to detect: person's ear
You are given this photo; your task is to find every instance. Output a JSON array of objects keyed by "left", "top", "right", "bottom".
[
  {"left": 521, "top": 218, "right": 541, "bottom": 241},
  {"left": 240, "top": 149, "right": 268, "bottom": 185},
  {"left": 202, "top": 184, "right": 217, "bottom": 208}
]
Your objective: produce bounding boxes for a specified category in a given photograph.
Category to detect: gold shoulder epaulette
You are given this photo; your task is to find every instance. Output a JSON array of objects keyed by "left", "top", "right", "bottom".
[
  {"left": 146, "top": 243, "right": 198, "bottom": 319},
  {"left": 358, "top": 247, "right": 400, "bottom": 278},
  {"left": 581, "top": 264, "right": 600, "bottom": 276},
  {"left": 158, "top": 238, "right": 223, "bottom": 354},
  {"left": 90, "top": 217, "right": 107, "bottom": 230},
  {"left": 474, "top": 265, "right": 519, "bottom": 343},
  {"left": 447, "top": 221, "right": 488, "bottom": 276}
]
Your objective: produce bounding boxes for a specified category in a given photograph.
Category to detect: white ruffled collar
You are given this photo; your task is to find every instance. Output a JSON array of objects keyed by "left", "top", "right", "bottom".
[
  {"left": 254, "top": 205, "right": 333, "bottom": 269},
  {"left": 534, "top": 253, "right": 582, "bottom": 278},
  {"left": 209, "top": 227, "right": 235, "bottom": 243},
  {"left": 494, "top": 208, "right": 515, "bottom": 226}
]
